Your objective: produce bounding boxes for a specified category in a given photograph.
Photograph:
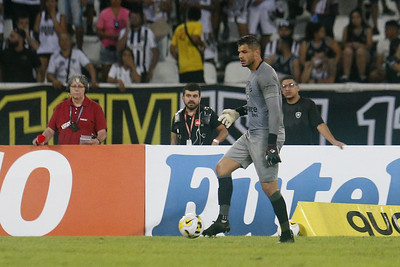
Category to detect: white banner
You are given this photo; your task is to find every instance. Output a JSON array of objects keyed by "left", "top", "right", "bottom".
[{"left": 145, "top": 145, "right": 400, "bottom": 236}]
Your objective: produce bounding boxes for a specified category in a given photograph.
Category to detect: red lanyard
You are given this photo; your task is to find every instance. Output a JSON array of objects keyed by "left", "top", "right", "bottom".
[{"left": 184, "top": 112, "right": 195, "bottom": 138}]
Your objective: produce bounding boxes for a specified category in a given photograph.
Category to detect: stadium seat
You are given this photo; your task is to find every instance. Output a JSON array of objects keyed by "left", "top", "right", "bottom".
[
  {"left": 224, "top": 61, "right": 250, "bottom": 83},
  {"left": 203, "top": 62, "right": 217, "bottom": 84},
  {"left": 150, "top": 60, "right": 179, "bottom": 83}
]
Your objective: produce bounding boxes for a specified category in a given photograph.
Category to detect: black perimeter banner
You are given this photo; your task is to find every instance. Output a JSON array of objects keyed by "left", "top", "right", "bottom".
[{"left": 1, "top": 84, "right": 400, "bottom": 145}]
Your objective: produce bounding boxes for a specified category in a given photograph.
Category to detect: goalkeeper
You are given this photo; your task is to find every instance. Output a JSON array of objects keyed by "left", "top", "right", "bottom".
[{"left": 203, "top": 35, "right": 293, "bottom": 243}]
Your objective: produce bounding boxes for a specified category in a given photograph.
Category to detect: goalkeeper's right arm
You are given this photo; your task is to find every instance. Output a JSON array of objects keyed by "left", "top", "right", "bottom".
[{"left": 218, "top": 106, "right": 247, "bottom": 128}]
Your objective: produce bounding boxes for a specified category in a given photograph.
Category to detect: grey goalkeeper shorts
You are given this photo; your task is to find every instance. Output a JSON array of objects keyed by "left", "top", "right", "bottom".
[{"left": 224, "top": 129, "right": 283, "bottom": 183}]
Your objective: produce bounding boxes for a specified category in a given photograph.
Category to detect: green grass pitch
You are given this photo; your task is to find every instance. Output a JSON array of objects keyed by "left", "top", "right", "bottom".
[{"left": 0, "top": 236, "right": 399, "bottom": 266}]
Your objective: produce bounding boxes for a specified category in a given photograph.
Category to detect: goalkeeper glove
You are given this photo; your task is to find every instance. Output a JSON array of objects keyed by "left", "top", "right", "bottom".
[
  {"left": 218, "top": 109, "right": 240, "bottom": 128},
  {"left": 266, "top": 146, "right": 281, "bottom": 166},
  {"left": 266, "top": 134, "right": 281, "bottom": 166}
]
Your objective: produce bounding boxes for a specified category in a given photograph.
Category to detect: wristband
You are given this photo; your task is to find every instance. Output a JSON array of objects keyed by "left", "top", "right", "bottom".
[
  {"left": 235, "top": 106, "right": 247, "bottom": 116},
  {"left": 268, "top": 133, "right": 277, "bottom": 146},
  {"left": 213, "top": 139, "right": 220, "bottom": 144}
]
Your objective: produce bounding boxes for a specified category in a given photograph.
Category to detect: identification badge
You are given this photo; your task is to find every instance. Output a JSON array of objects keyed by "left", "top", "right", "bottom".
[
  {"left": 186, "top": 139, "right": 192, "bottom": 146},
  {"left": 61, "top": 121, "right": 71, "bottom": 130}
]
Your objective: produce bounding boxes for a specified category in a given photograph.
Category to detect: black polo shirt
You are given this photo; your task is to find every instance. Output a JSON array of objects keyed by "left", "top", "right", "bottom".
[
  {"left": 283, "top": 97, "right": 324, "bottom": 145},
  {"left": 0, "top": 48, "right": 41, "bottom": 82}
]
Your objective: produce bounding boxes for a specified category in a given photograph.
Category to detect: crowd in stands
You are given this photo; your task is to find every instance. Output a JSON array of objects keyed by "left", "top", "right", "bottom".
[{"left": 0, "top": 0, "right": 399, "bottom": 86}]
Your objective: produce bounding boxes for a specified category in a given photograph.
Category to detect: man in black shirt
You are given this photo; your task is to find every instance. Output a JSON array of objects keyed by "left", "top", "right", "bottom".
[
  {"left": 0, "top": 29, "right": 43, "bottom": 82},
  {"left": 171, "top": 83, "right": 228, "bottom": 145},
  {"left": 281, "top": 75, "right": 345, "bottom": 148}
]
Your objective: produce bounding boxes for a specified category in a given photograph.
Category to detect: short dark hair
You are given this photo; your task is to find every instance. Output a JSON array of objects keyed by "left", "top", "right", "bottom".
[
  {"left": 305, "top": 22, "right": 324, "bottom": 41},
  {"left": 280, "top": 75, "right": 296, "bottom": 84},
  {"left": 183, "top": 83, "right": 201, "bottom": 96},
  {"left": 237, "top": 35, "right": 260, "bottom": 50},
  {"left": 385, "top": 20, "right": 399, "bottom": 30},
  {"left": 187, "top": 7, "right": 201, "bottom": 21},
  {"left": 16, "top": 11, "right": 30, "bottom": 21},
  {"left": 130, "top": 6, "right": 144, "bottom": 20}
]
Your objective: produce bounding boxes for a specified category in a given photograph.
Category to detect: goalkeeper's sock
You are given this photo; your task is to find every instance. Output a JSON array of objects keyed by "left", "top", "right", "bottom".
[
  {"left": 218, "top": 206, "right": 230, "bottom": 223},
  {"left": 218, "top": 175, "right": 233, "bottom": 222},
  {"left": 269, "top": 190, "right": 290, "bottom": 233}
]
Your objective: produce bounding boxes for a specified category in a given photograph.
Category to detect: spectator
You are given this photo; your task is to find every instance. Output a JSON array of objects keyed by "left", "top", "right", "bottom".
[
  {"left": 369, "top": 20, "right": 399, "bottom": 82},
  {"left": 309, "top": 0, "right": 339, "bottom": 39},
  {"left": 117, "top": 9, "right": 159, "bottom": 83},
  {"left": 170, "top": 6, "right": 205, "bottom": 83},
  {"left": 16, "top": 11, "right": 39, "bottom": 51},
  {"left": 271, "top": 37, "right": 300, "bottom": 81},
  {"left": 281, "top": 75, "right": 345, "bottom": 148},
  {"left": 0, "top": 29, "right": 43, "bottom": 82},
  {"left": 7, "top": 0, "right": 40, "bottom": 30},
  {"left": 47, "top": 32, "right": 98, "bottom": 90},
  {"left": 143, "top": 0, "right": 172, "bottom": 59},
  {"left": 301, "top": 51, "right": 336, "bottom": 83},
  {"left": 299, "top": 22, "right": 341, "bottom": 74},
  {"left": 58, "top": 0, "right": 84, "bottom": 49},
  {"left": 171, "top": 83, "right": 228, "bottom": 145},
  {"left": 248, "top": 0, "right": 279, "bottom": 54},
  {"left": 107, "top": 47, "right": 141, "bottom": 92},
  {"left": 341, "top": 8, "right": 372, "bottom": 83},
  {"left": 33, "top": 74, "right": 107, "bottom": 145},
  {"left": 180, "top": 0, "right": 219, "bottom": 64},
  {"left": 34, "top": 0, "right": 66, "bottom": 82},
  {"left": 16, "top": 12, "right": 39, "bottom": 51},
  {"left": 96, "top": 0, "right": 129, "bottom": 82},
  {"left": 264, "top": 19, "right": 300, "bottom": 65},
  {"left": 385, "top": 38, "right": 400, "bottom": 83}
]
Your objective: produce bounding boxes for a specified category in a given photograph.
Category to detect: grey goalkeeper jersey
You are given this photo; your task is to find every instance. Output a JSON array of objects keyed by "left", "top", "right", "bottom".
[{"left": 245, "top": 62, "right": 285, "bottom": 139}]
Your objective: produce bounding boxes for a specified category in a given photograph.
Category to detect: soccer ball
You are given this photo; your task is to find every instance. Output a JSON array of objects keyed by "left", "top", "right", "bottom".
[
  {"left": 277, "top": 219, "right": 300, "bottom": 236},
  {"left": 178, "top": 213, "right": 204, "bottom": 238}
]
